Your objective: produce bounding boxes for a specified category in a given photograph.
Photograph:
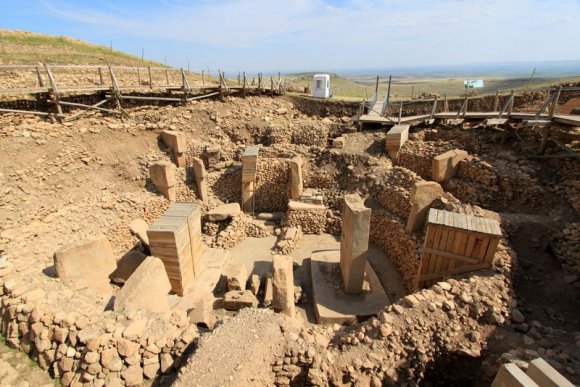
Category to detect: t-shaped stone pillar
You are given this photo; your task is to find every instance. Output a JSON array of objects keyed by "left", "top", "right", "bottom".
[
  {"left": 191, "top": 157, "right": 209, "bottom": 202},
  {"left": 289, "top": 156, "right": 303, "bottom": 200},
  {"left": 340, "top": 194, "right": 371, "bottom": 294},
  {"left": 161, "top": 130, "right": 187, "bottom": 168},
  {"left": 241, "top": 146, "right": 259, "bottom": 213},
  {"left": 149, "top": 161, "right": 177, "bottom": 202}
]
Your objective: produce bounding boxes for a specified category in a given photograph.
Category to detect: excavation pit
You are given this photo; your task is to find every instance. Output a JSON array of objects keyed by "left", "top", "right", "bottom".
[{"left": 0, "top": 92, "right": 578, "bottom": 386}]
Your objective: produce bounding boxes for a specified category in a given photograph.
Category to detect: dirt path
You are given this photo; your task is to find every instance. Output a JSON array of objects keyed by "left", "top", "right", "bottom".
[{"left": 172, "top": 308, "right": 302, "bottom": 387}]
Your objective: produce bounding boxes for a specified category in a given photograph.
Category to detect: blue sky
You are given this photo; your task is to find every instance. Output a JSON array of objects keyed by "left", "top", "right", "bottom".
[{"left": 1, "top": 0, "right": 579, "bottom": 72}]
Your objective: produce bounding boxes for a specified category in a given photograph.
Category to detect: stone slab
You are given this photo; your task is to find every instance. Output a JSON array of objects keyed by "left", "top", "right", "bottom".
[
  {"left": 526, "top": 358, "right": 573, "bottom": 387},
  {"left": 129, "top": 219, "right": 150, "bottom": 248},
  {"left": 53, "top": 235, "right": 116, "bottom": 298},
  {"left": 207, "top": 203, "right": 241, "bottom": 222},
  {"left": 161, "top": 130, "right": 187, "bottom": 153},
  {"left": 272, "top": 254, "right": 295, "bottom": 317},
  {"left": 310, "top": 250, "right": 389, "bottom": 324},
  {"left": 432, "top": 149, "right": 468, "bottom": 183},
  {"left": 114, "top": 256, "right": 171, "bottom": 314},
  {"left": 491, "top": 363, "right": 539, "bottom": 387},
  {"left": 340, "top": 194, "right": 371, "bottom": 294},
  {"left": 110, "top": 250, "right": 147, "bottom": 284}
]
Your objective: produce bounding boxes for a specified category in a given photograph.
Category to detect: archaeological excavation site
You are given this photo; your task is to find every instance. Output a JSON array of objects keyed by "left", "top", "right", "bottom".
[{"left": 0, "top": 64, "right": 579, "bottom": 387}]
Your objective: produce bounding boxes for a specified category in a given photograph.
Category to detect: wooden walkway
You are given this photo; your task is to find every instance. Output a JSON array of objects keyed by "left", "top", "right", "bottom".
[
  {"left": 0, "top": 64, "right": 286, "bottom": 121},
  {"left": 359, "top": 86, "right": 580, "bottom": 128}
]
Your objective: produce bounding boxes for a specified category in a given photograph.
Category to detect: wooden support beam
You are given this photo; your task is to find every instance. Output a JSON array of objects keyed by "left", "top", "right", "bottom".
[
  {"left": 35, "top": 66, "right": 45, "bottom": 87},
  {"left": 429, "top": 95, "right": 438, "bottom": 120},
  {"left": 148, "top": 67, "right": 153, "bottom": 89},
  {"left": 43, "top": 63, "right": 63, "bottom": 120},
  {"left": 98, "top": 67, "right": 104, "bottom": 86},
  {"left": 165, "top": 69, "right": 169, "bottom": 85},
  {"left": 65, "top": 99, "right": 111, "bottom": 121},
  {"left": 108, "top": 66, "right": 122, "bottom": 111},
  {"left": 534, "top": 93, "right": 555, "bottom": 120},
  {"left": 242, "top": 71, "right": 247, "bottom": 98},
  {"left": 548, "top": 85, "right": 562, "bottom": 119},
  {"left": 443, "top": 93, "right": 448, "bottom": 112},
  {"left": 539, "top": 126, "right": 551, "bottom": 154},
  {"left": 508, "top": 89, "right": 514, "bottom": 116},
  {"left": 398, "top": 102, "right": 403, "bottom": 124},
  {"left": 498, "top": 92, "right": 514, "bottom": 118},
  {"left": 0, "top": 108, "right": 52, "bottom": 116},
  {"left": 137, "top": 68, "right": 141, "bottom": 86},
  {"left": 493, "top": 90, "right": 499, "bottom": 111}
]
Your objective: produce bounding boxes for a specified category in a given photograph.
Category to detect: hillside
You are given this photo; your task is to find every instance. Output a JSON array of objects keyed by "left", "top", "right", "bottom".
[{"left": 0, "top": 29, "right": 164, "bottom": 67}]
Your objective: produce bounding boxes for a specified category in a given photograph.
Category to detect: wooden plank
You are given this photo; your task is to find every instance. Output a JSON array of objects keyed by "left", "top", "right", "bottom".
[{"left": 423, "top": 247, "right": 480, "bottom": 265}]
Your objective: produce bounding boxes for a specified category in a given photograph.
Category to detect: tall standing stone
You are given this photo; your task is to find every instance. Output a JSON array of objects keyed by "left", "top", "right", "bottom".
[
  {"left": 149, "top": 161, "right": 177, "bottom": 202},
  {"left": 340, "top": 194, "right": 371, "bottom": 294},
  {"left": 272, "top": 255, "right": 295, "bottom": 317},
  {"left": 406, "top": 181, "right": 443, "bottom": 233},
  {"left": 191, "top": 157, "right": 209, "bottom": 202},
  {"left": 161, "top": 130, "right": 187, "bottom": 168},
  {"left": 241, "top": 146, "right": 259, "bottom": 213},
  {"left": 289, "top": 156, "right": 303, "bottom": 200}
]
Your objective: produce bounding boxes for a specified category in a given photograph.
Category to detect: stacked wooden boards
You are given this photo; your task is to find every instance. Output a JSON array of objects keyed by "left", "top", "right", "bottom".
[
  {"left": 241, "top": 146, "right": 259, "bottom": 183},
  {"left": 147, "top": 203, "right": 204, "bottom": 295},
  {"left": 415, "top": 208, "right": 502, "bottom": 289},
  {"left": 385, "top": 124, "right": 410, "bottom": 158}
]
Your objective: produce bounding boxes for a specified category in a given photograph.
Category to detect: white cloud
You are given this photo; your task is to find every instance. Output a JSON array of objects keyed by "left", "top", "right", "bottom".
[{"left": 34, "top": 0, "right": 580, "bottom": 69}]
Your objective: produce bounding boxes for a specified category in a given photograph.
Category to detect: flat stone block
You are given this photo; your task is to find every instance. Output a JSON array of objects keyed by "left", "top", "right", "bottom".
[
  {"left": 432, "top": 149, "right": 468, "bottom": 183},
  {"left": 114, "top": 256, "right": 171, "bottom": 314},
  {"left": 53, "top": 235, "right": 116, "bottom": 297},
  {"left": 526, "top": 358, "right": 573, "bottom": 387},
  {"left": 492, "top": 363, "right": 539, "bottom": 387},
  {"left": 161, "top": 130, "right": 186, "bottom": 153},
  {"left": 207, "top": 203, "right": 241, "bottom": 222},
  {"left": 310, "top": 250, "right": 389, "bottom": 325}
]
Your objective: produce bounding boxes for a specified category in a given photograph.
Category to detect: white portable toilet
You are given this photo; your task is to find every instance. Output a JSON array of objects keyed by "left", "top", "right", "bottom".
[{"left": 312, "top": 74, "right": 331, "bottom": 99}]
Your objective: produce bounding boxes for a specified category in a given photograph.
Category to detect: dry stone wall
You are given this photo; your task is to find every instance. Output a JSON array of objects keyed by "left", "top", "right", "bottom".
[
  {"left": 255, "top": 159, "right": 290, "bottom": 213},
  {"left": 0, "top": 271, "right": 200, "bottom": 386},
  {"left": 369, "top": 210, "right": 422, "bottom": 291}
]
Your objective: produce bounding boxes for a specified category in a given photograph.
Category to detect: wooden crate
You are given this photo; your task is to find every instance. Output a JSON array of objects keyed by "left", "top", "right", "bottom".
[
  {"left": 415, "top": 209, "right": 502, "bottom": 289},
  {"left": 147, "top": 216, "right": 194, "bottom": 296}
]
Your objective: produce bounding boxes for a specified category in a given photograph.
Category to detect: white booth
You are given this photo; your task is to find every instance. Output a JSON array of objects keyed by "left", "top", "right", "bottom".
[{"left": 312, "top": 74, "right": 331, "bottom": 99}]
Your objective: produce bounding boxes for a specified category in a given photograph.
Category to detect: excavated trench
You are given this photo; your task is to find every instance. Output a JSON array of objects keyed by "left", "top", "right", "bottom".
[{"left": 0, "top": 94, "right": 578, "bottom": 386}]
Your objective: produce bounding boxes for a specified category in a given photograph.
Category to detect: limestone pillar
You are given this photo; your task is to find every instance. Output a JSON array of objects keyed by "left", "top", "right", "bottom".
[
  {"left": 272, "top": 255, "right": 295, "bottom": 317},
  {"left": 161, "top": 130, "right": 187, "bottom": 168},
  {"left": 340, "top": 194, "right": 371, "bottom": 294},
  {"left": 289, "top": 156, "right": 303, "bottom": 200},
  {"left": 149, "top": 161, "right": 177, "bottom": 202},
  {"left": 241, "top": 146, "right": 259, "bottom": 213},
  {"left": 191, "top": 157, "right": 209, "bottom": 202},
  {"left": 406, "top": 181, "right": 443, "bottom": 233},
  {"left": 432, "top": 149, "right": 468, "bottom": 183}
]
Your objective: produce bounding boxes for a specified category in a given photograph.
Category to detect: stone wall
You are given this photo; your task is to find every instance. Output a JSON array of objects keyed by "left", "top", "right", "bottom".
[
  {"left": 255, "top": 158, "right": 290, "bottom": 213},
  {"left": 288, "top": 96, "right": 359, "bottom": 118},
  {"left": 0, "top": 272, "right": 199, "bottom": 386},
  {"left": 369, "top": 211, "right": 422, "bottom": 291},
  {"left": 451, "top": 156, "right": 543, "bottom": 208}
]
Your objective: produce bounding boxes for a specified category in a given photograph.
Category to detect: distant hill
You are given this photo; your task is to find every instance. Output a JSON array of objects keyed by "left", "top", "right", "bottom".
[{"left": 0, "top": 29, "right": 165, "bottom": 67}]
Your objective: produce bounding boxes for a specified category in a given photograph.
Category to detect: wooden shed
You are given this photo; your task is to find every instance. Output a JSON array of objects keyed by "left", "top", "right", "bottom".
[{"left": 415, "top": 208, "right": 502, "bottom": 289}]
